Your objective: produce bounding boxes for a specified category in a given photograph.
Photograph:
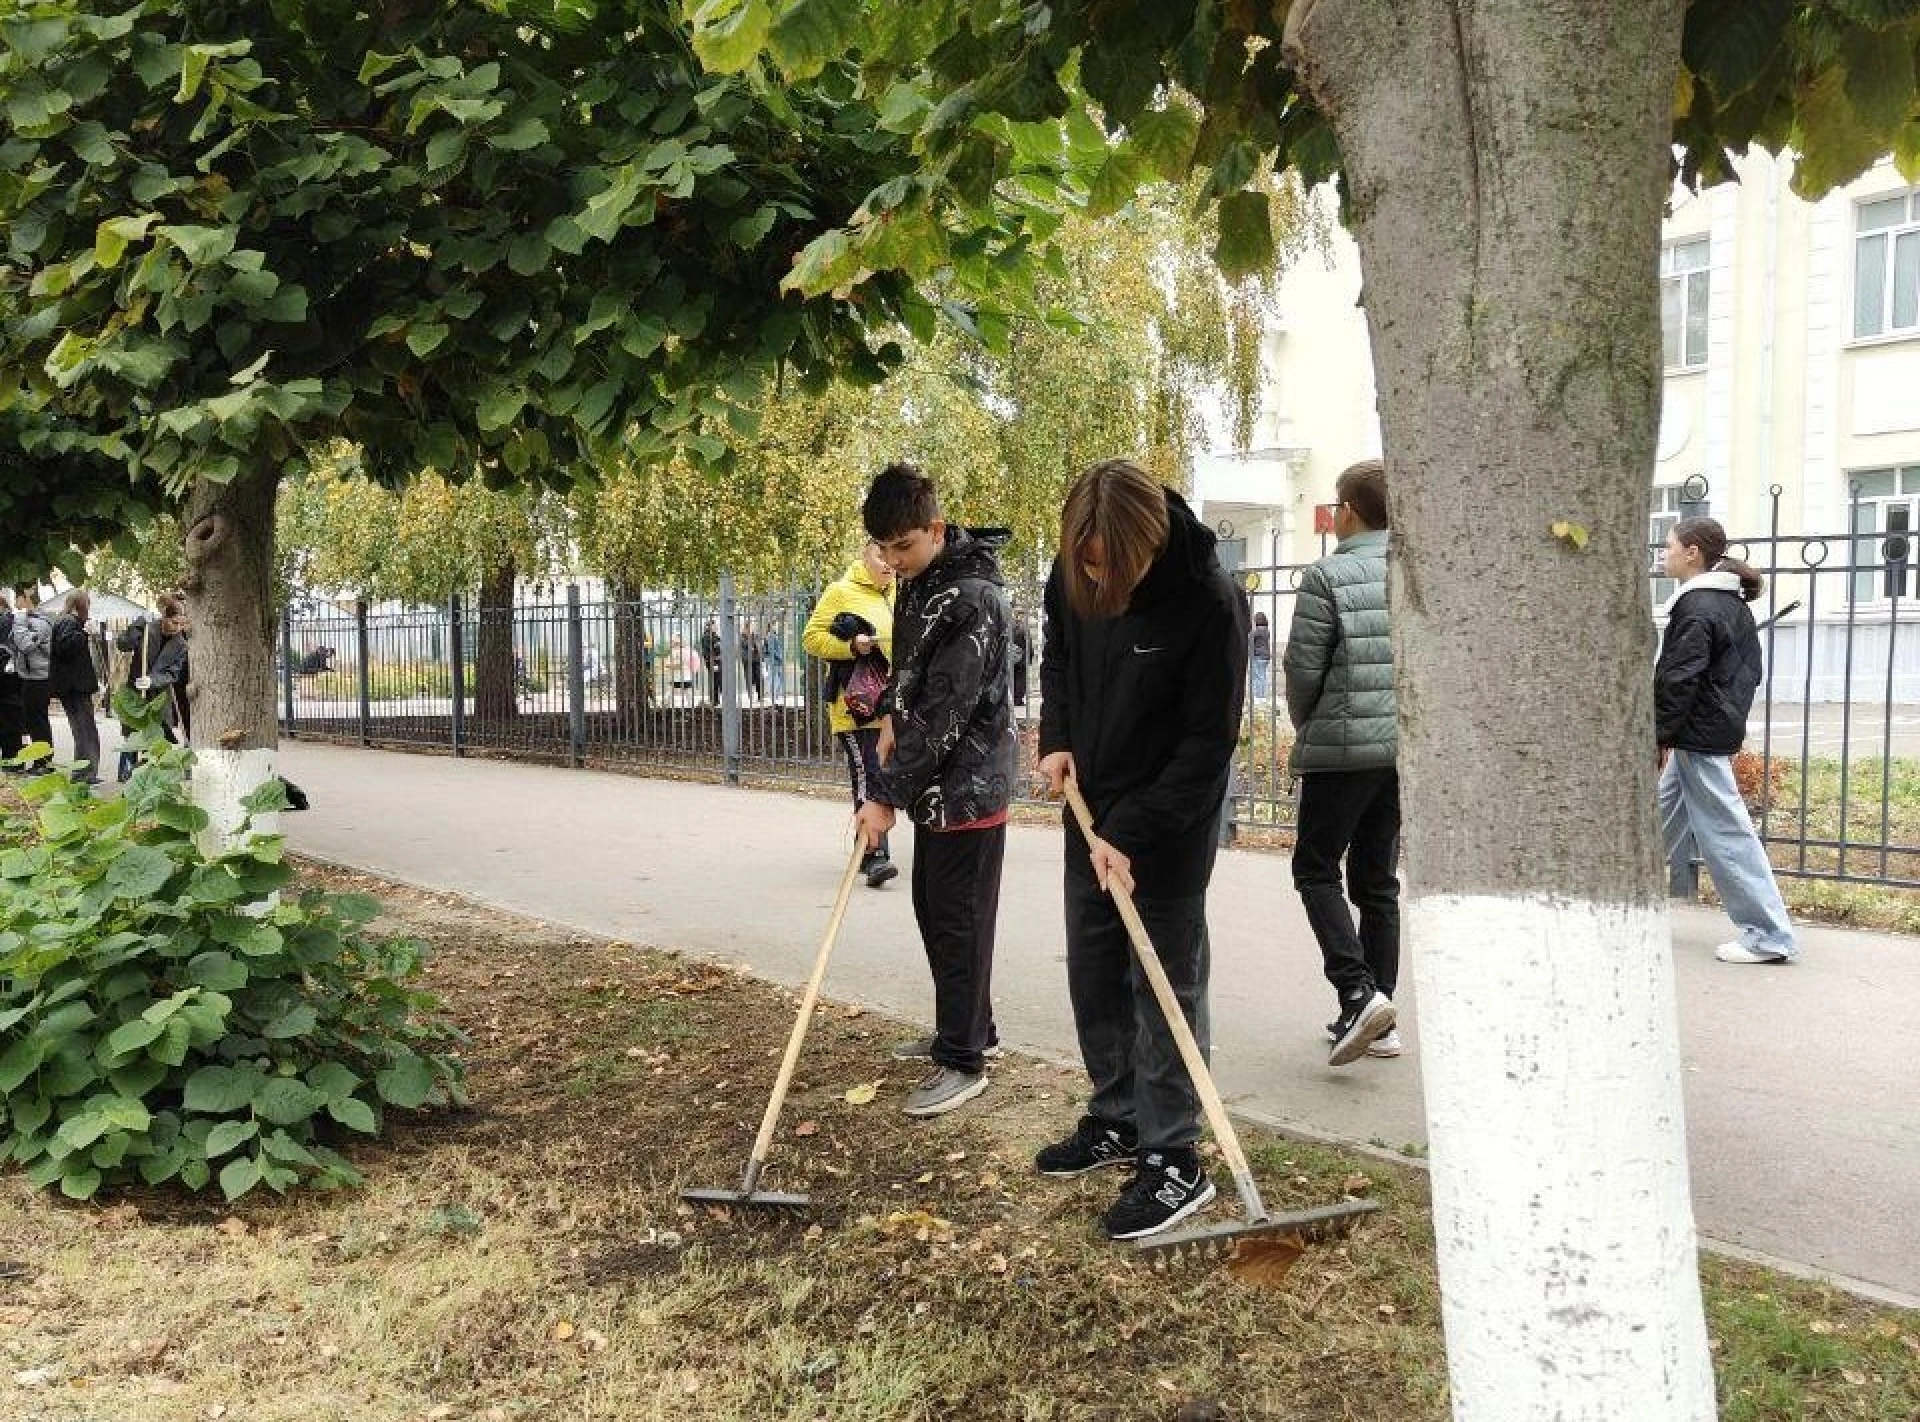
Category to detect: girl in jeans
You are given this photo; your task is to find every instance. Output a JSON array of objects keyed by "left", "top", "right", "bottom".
[{"left": 1656, "top": 517, "right": 1797, "bottom": 964}]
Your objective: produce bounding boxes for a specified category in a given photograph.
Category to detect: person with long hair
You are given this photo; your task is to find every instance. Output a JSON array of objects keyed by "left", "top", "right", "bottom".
[
  {"left": 804, "top": 539, "right": 900, "bottom": 888},
  {"left": 1032, "top": 458, "right": 1249, "bottom": 1240},
  {"left": 49, "top": 589, "right": 103, "bottom": 784},
  {"left": 1657, "top": 516, "right": 1797, "bottom": 964}
]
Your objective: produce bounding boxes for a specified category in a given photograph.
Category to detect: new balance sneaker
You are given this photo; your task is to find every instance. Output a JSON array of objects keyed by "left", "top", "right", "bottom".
[
  {"left": 1101, "top": 1150, "right": 1218, "bottom": 1240},
  {"left": 901, "top": 1066, "right": 986, "bottom": 1118},
  {"left": 1328, "top": 989, "right": 1396, "bottom": 1066},
  {"left": 1034, "top": 1115, "right": 1138, "bottom": 1176},
  {"left": 1714, "top": 941, "right": 1793, "bottom": 965},
  {"left": 890, "top": 1035, "right": 1004, "bottom": 1061}
]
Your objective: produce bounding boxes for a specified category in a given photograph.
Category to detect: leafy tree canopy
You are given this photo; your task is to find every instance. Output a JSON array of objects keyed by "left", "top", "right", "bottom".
[
  {"left": 687, "top": 0, "right": 1920, "bottom": 300},
  {"left": 0, "top": 0, "right": 926, "bottom": 583}
]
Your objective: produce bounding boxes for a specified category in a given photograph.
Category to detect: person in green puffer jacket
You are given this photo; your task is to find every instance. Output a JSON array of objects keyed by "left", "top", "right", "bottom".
[{"left": 1283, "top": 458, "right": 1402, "bottom": 1068}]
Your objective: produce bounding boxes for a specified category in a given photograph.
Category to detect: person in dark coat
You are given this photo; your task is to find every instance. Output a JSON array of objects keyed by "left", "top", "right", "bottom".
[
  {"left": 1656, "top": 516, "right": 1796, "bottom": 964},
  {"left": 113, "top": 593, "right": 190, "bottom": 780},
  {"left": 1031, "top": 458, "right": 1249, "bottom": 1242},
  {"left": 49, "top": 589, "right": 103, "bottom": 784},
  {"left": 9, "top": 589, "right": 55, "bottom": 771},
  {"left": 0, "top": 606, "right": 21, "bottom": 769}
]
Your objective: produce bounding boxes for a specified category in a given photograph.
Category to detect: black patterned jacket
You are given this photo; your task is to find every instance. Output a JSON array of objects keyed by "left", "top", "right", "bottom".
[{"left": 871, "top": 527, "right": 1017, "bottom": 828}]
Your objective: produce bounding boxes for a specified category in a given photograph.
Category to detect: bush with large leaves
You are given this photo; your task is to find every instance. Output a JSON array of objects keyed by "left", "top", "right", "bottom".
[{"left": 0, "top": 714, "right": 462, "bottom": 1202}]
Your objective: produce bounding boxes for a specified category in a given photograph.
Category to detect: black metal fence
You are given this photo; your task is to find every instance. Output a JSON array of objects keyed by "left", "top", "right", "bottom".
[{"left": 280, "top": 490, "right": 1920, "bottom": 888}]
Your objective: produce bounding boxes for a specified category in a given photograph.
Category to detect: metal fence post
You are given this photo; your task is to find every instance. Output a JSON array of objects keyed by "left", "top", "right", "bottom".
[
  {"left": 566, "top": 584, "right": 586, "bottom": 768},
  {"left": 355, "top": 600, "right": 372, "bottom": 747},
  {"left": 449, "top": 594, "right": 466, "bottom": 757},
  {"left": 280, "top": 605, "right": 296, "bottom": 738},
  {"left": 720, "top": 572, "right": 741, "bottom": 785}
]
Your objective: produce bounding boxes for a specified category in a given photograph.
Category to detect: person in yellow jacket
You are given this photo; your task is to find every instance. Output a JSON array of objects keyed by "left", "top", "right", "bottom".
[{"left": 804, "top": 540, "right": 899, "bottom": 886}]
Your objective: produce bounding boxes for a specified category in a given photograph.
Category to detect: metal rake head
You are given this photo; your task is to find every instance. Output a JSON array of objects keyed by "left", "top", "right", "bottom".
[{"left": 1136, "top": 1199, "right": 1381, "bottom": 1285}]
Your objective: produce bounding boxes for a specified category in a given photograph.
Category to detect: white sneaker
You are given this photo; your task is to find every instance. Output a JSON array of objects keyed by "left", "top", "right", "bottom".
[
  {"left": 1714, "top": 941, "right": 1793, "bottom": 965},
  {"left": 1365, "top": 1028, "right": 1404, "bottom": 1058}
]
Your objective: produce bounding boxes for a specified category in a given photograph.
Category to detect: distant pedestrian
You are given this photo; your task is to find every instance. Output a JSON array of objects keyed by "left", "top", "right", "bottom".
[
  {"left": 1249, "top": 611, "right": 1272, "bottom": 702},
  {"left": 764, "top": 625, "right": 786, "bottom": 701},
  {"left": 804, "top": 541, "right": 898, "bottom": 888},
  {"left": 1284, "top": 459, "right": 1401, "bottom": 1066},
  {"left": 854, "top": 465, "right": 1015, "bottom": 1120},
  {"left": 0, "top": 603, "right": 22, "bottom": 769},
  {"left": 114, "top": 594, "right": 189, "bottom": 779},
  {"left": 50, "top": 590, "right": 102, "bottom": 784},
  {"left": 9, "top": 588, "right": 55, "bottom": 772},
  {"left": 1656, "top": 516, "right": 1797, "bottom": 965},
  {"left": 739, "top": 623, "right": 765, "bottom": 702},
  {"left": 1009, "top": 614, "right": 1032, "bottom": 713},
  {"left": 668, "top": 637, "right": 697, "bottom": 702},
  {"left": 1032, "top": 459, "right": 1248, "bottom": 1241},
  {"left": 699, "top": 618, "right": 723, "bottom": 705}
]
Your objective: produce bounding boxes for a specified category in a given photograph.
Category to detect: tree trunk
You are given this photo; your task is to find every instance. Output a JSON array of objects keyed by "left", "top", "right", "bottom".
[
  {"left": 1283, "top": 2, "right": 1713, "bottom": 1417},
  {"left": 610, "top": 577, "right": 650, "bottom": 723},
  {"left": 180, "top": 470, "right": 281, "bottom": 852},
  {"left": 473, "top": 557, "right": 517, "bottom": 724}
]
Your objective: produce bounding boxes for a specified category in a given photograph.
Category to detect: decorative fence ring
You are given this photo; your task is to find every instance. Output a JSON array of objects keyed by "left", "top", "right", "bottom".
[{"left": 1799, "top": 539, "right": 1829, "bottom": 568}]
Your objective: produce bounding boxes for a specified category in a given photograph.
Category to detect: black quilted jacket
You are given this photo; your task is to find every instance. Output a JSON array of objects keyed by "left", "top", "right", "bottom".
[{"left": 1655, "top": 572, "right": 1763, "bottom": 755}]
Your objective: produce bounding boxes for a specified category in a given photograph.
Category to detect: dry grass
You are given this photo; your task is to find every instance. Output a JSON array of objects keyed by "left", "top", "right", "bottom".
[{"left": 2, "top": 873, "right": 1915, "bottom": 1421}]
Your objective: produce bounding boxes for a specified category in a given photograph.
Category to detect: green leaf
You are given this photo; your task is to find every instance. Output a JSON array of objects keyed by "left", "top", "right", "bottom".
[
  {"left": 94, "top": 213, "right": 159, "bottom": 269},
  {"left": 306, "top": 1062, "right": 362, "bottom": 1100},
  {"left": 326, "top": 1096, "right": 378, "bottom": 1134},
  {"left": 60, "top": 1165, "right": 103, "bottom": 1200},
  {"left": 767, "top": 0, "right": 862, "bottom": 80},
  {"left": 375, "top": 1054, "right": 436, "bottom": 1109},
  {"left": 406, "top": 322, "right": 450, "bottom": 358},
  {"left": 186, "top": 951, "right": 249, "bottom": 991},
  {"left": 183, "top": 1064, "right": 259, "bottom": 1113},
  {"left": 260, "top": 1003, "right": 318, "bottom": 1040},
  {"left": 425, "top": 128, "right": 467, "bottom": 173},
  {"left": 253, "top": 1077, "right": 324, "bottom": 1125},
  {"left": 158, "top": 223, "right": 238, "bottom": 266},
  {"left": 218, "top": 1153, "right": 261, "bottom": 1200},
  {"left": 1128, "top": 104, "right": 1201, "bottom": 183},
  {"left": 487, "top": 116, "right": 549, "bottom": 152},
  {"left": 0, "top": 1037, "right": 48, "bottom": 1093},
  {"left": 203, "top": 1119, "right": 258, "bottom": 1158},
  {"left": 691, "top": 0, "right": 772, "bottom": 74},
  {"left": 101, "top": 1017, "right": 166, "bottom": 1058},
  {"left": 1213, "top": 190, "right": 1274, "bottom": 281},
  {"left": 104, "top": 844, "right": 175, "bottom": 900}
]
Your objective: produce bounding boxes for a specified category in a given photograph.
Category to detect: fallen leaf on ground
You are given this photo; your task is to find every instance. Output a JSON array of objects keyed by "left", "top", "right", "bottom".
[
  {"left": 793, "top": 1120, "right": 820, "bottom": 1137},
  {"left": 1342, "top": 1173, "right": 1372, "bottom": 1194},
  {"left": 552, "top": 1320, "right": 576, "bottom": 1341},
  {"left": 844, "top": 1081, "right": 880, "bottom": 1105}
]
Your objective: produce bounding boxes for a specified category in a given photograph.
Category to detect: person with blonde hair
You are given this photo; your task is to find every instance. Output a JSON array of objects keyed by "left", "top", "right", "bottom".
[{"left": 1032, "top": 458, "right": 1249, "bottom": 1241}]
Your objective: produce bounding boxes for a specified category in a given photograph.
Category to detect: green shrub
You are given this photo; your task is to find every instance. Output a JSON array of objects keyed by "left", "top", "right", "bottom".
[{"left": 0, "top": 723, "right": 464, "bottom": 1202}]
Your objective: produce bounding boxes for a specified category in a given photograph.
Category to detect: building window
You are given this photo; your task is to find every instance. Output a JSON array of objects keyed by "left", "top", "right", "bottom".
[
  {"left": 1853, "top": 190, "right": 1920, "bottom": 341},
  {"left": 1649, "top": 484, "right": 1687, "bottom": 603},
  {"left": 1661, "top": 238, "right": 1709, "bottom": 371},
  {"left": 1849, "top": 466, "right": 1920, "bottom": 603}
]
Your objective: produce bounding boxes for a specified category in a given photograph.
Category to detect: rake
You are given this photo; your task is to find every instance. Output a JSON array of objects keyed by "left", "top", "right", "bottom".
[
  {"left": 1063, "top": 783, "right": 1378, "bottom": 1280},
  {"left": 681, "top": 835, "right": 865, "bottom": 1211}
]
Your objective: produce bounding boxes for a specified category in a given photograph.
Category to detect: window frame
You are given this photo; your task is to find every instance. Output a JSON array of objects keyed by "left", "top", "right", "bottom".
[
  {"left": 1851, "top": 190, "right": 1920, "bottom": 343},
  {"left": 1660, "top": 237, "right": 1711, "bottom": 373}
]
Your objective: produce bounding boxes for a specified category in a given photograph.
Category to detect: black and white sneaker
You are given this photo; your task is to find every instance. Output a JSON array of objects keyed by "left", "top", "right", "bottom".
[
  {"left": 1034, "top": 1115, "right": 1138, "bottom": 1176},
  {"left": 1328, "top": 989, "right": 1396, "bottom": 1066},
  {"left": 1101, "top": 1150, "right": 1217, "bottom": 1240}
]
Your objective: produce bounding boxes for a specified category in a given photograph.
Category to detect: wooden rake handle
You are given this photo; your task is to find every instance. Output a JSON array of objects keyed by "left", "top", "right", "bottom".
[
  {"left": 1063, "top": 781, "right": 1269, "bottom": 1222},
  {"left": 740, "top": 834, "right": 865, "bottom": 1196}
]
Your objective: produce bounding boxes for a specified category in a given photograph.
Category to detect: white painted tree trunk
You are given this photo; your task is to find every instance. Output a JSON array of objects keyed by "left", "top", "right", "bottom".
[
  {"left": 1284, "top": 1, "right": 1716, "bottom": 1416},
  {"left": 181, "top": 470, "right": 282, "bottom": 854}
]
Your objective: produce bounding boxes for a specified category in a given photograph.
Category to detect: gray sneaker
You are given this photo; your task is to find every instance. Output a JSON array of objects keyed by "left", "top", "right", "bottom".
[
  {"left": 890, "top": 1035, "right": 1004, "bottom": 1061},
  {"left": 902, "top": 1066, "right": 987, "bottom": 1118}
]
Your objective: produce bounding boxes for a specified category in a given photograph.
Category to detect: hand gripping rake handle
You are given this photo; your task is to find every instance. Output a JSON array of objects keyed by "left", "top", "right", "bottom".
[
  {"left": 736, "top": 834, "right": 865, "bottom": 1199},
  {"left": 1064, "top": 782, "right": 1270, "bottom": 1225}
]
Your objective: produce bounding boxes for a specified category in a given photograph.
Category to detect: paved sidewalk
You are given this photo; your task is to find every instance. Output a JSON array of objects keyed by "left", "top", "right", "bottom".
[{"left": 256, "top": 741, "right": 1920, "bottom": 1305}]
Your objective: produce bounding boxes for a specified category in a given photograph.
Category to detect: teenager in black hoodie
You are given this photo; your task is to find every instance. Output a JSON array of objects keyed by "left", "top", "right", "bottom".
[{"left": 1033, "top": 459, "right": 1249, "bottom": 1240}]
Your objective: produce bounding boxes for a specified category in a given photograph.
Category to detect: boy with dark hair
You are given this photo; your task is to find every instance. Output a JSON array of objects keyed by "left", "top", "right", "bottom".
[
  {"left": 855, "top": 463, "right": 1016, "bottom": 1118},
  {"left": 1284, "top": 458, "right": 1402, "bottom": 1066}
]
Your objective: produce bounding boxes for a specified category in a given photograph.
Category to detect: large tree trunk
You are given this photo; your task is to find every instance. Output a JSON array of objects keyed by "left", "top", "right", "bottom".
[
  {"left": 180, "top": 470, "right": 281, "bottom": 852},
  {"left": 472, "top": 557, "right": 517, "bottom": 724},
  {"left": 1284, "top": 2, "right": 1713, "bottom": 1417},
  {"left": 610, "top": 576, "right": 650, "bottom": 723}
]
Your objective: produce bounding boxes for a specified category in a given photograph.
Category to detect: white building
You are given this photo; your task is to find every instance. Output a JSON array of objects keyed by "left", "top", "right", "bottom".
[{"left": 1196, "top": 153, "right": 1920, "bottom": 696}]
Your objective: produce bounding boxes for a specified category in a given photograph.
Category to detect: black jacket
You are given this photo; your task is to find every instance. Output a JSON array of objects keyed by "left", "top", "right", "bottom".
[
  {"left": 1040, "top": 489, "right": 1250, "bottom": 899},
  {"left": 1655, "top": 572, "right": 1762, "bottom": 755},
  {"left": 871, "top": 526, "right": 1017, "bottom": 828},
  {"left": 49, "top": 615, "right": 100, "bottom": 696}
]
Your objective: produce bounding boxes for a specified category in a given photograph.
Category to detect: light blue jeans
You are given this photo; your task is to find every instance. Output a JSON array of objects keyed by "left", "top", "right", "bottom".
[{"left": 1659, "top": 749, "right": 1796, "bottom": 958}]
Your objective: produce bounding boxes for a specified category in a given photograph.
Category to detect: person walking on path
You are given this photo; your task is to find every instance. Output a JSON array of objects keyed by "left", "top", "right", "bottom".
[
  {"left": 804, "top": 540, "right": 900, "bottom": 888},
  {"left": 698, "top": 618, "right": 723, "bottom": 706},
  {"left": 853, "top": 464, "right": 1016, "bottom": 1120},
  {"left": 1283, "top": 459, "right": 1402, "bottom": 1067},
  {"left": 49, "top": 589, "right": 103, "bottom": 784},
  {"left": 1657, "top": 516, "right": 1798, "bottom": 965},
  {"left": 9, "top": 588, "right": 55, "bottom": 772},
  {"left": 764, "top": 625, "right": 787, "bottom": 702},
  {"left": 114, "top": 594, "right": 190, "bottom": 780},
  {"left": 739, "top": 623, "right": 765, "bottom": 703},
  {"left": 0, "top": 604, "right": 23, "bottom": 769},
  {"left": 1033, "top": 458, "right": 1249, "bottom": 1241},
  {"left": 1248, "top": 611, "right": 1273, "bottom": 702}
]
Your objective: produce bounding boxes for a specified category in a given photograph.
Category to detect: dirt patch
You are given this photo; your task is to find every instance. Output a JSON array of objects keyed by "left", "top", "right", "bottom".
[{"left": 2, "top": 869, "right": 1915, "bottom": 1421}]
